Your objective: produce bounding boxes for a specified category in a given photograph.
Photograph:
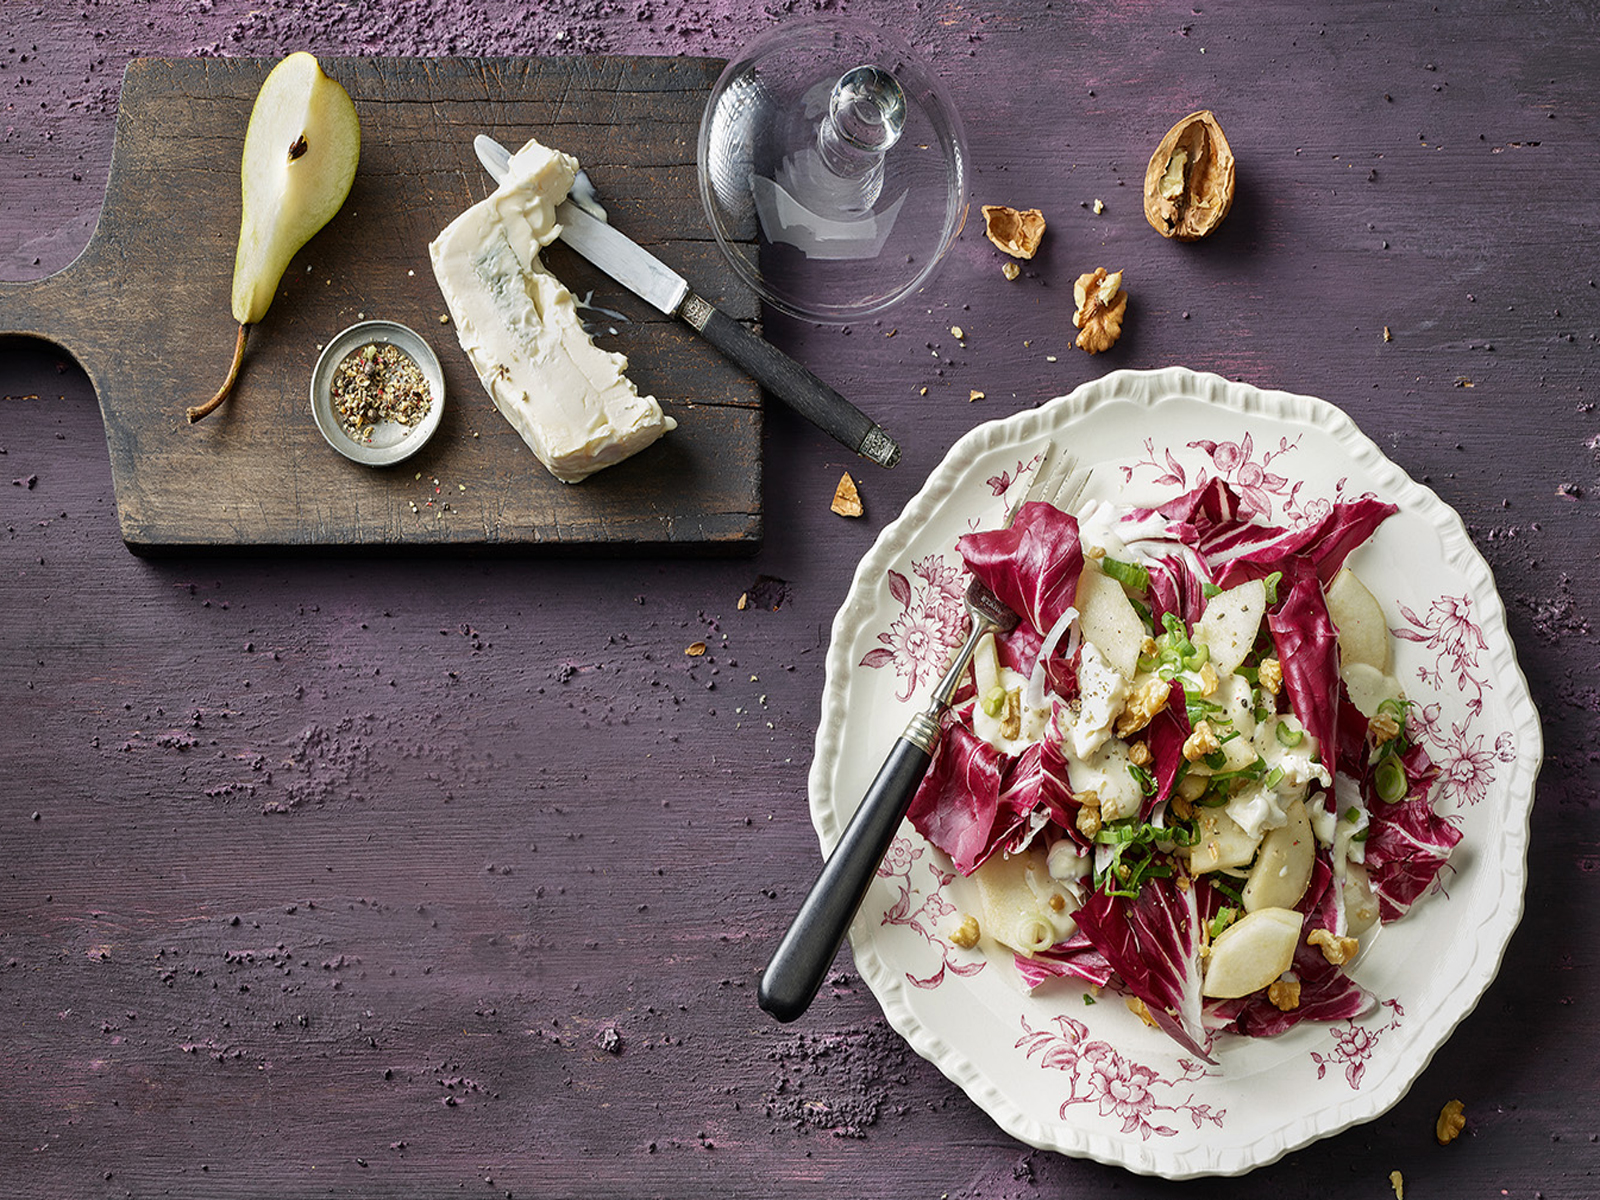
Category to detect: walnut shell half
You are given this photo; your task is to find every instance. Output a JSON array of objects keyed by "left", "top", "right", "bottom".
[
  {"left": 981, "top": 205, "right": 1046, "bottom": 258},
  {"left": 1143, "top": 110, "right": 1236, "bottom": 240}
]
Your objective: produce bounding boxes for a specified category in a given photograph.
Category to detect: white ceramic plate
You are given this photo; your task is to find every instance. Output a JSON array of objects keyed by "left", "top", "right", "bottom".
[{"left": 809, "top": 367, "right": 1541, "bottom": 1177}]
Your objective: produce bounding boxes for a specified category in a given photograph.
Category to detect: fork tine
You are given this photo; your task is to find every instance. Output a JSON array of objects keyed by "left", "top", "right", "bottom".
[{"left": 1006, "top": 445, "right": 1086, "bottom": 527}]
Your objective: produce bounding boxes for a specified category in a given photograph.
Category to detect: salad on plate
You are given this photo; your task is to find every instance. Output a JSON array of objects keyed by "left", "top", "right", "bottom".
[{"left": 905, "top": 473, "right": 1461, "bottom": 1058}]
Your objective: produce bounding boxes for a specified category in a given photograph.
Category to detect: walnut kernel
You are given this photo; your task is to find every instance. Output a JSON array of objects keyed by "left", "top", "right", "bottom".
[
  {"left": 1182, "top": 719, "right": 1221, "bottom": 762},
  {"left": 1075, "top": 792, "right": 1102, "bottom": 839},
  {"left": 949, "top": 914, "right": 981, "bottom": 949},
  {"left": 1143, "top": 110, "right": 1236, "bottom": 240},
  {"left": 1071, "top": 268, "right": 1128, "bottom": 354},
  {"left": 1267, "top": 977, "right": 1302, "bottom": 1011},
  {"left": 1435, "top": 1098, "right": 1466, "bottom": 1145},
  {"left": 981, "top": 204, "right": 1046, "bottom": 258},
  {"left": 1369, "top": 711, "right": 1402, "bottom": 744},
  {"left": 1307, "top": 928, "right": 1360, "bottom": 965}
]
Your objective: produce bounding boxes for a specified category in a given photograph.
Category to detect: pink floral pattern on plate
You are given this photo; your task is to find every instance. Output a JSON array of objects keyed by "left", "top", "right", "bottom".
[
  {"left": 876, "top": 834, "right": 985, "bottom": 990},
  {"left": 1017, "top": 1014, "right": 1225, "bottom": 1138},
  {"left": 1310, "top": 1000, "right": 1405, "bottom": 1089}
]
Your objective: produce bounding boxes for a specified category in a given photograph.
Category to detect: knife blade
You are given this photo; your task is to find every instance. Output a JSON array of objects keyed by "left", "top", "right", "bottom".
[{"left": 472, "top": 135, "right": 900, "bottom": 469}]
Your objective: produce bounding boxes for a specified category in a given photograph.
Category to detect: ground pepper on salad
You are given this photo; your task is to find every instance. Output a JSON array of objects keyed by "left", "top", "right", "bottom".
[{"left": 905, "top": 477, "right": 1461, "bottom": 1057}]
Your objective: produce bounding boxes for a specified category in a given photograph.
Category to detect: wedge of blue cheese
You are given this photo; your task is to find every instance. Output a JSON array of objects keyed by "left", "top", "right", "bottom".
[{"left": 429, "top": 138, "right": 674, "bottom": 483}]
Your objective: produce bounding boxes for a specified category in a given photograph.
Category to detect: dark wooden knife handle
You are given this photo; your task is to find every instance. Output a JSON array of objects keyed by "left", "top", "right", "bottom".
[
  {"left": 681, "top": 294, "right": 900, "bottom": 468},
  {"left": 758, "top": 734, "right": 933, "bottom": 1023}
]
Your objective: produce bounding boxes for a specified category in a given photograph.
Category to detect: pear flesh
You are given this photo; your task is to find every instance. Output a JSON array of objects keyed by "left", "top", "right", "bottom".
[{"left": 189, "top": 52, "right": 360, "bottom": 422}]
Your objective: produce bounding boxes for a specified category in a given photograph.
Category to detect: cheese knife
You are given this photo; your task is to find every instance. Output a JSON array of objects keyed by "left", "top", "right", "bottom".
[{"left": 473, "top": 135, "right": 900, "bottom": 469}]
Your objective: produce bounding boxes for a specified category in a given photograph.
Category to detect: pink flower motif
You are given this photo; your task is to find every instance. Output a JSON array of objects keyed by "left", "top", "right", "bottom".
[
  {"left": 1087, "top": 1056, "right": 1158, "bottom": 1131},
  {"left": 1297, "top": 494, "right": 1332, "bottom": 525},
  {"left": 1437, "top": 734, "right": 1497, "bottom": 806},
  {"left": 880, "top": 836, "right": 920, "bottom": 876},
  {"left": 881, "top": 598, "right": 947, "bottom": 702},
  {"left": 920, "top": 889, "right": 957, "bottom": 922}
]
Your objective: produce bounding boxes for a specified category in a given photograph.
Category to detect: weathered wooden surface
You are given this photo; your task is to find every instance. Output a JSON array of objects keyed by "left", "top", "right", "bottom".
[
  {"left": 3, "top": 2, "right": 1599, "bottom": 1198},
  {"left": 0, "top": 55, "right": 763, "bottom": 551}
]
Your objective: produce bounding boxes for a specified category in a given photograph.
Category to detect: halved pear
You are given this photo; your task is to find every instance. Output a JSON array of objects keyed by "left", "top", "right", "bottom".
[{"left": 188, "top": 52, "right": 360, "bottom": 422}]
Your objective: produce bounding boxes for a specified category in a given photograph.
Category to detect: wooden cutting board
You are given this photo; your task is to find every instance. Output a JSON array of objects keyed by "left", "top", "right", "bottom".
[{"left": 0, "top": 56, "right": 762, "bottom": 552}]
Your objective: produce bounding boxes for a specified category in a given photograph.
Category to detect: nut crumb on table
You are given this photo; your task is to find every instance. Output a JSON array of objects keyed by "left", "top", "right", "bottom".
[{"left": 832, "top": 472, "right": 864, "bottom": 517}]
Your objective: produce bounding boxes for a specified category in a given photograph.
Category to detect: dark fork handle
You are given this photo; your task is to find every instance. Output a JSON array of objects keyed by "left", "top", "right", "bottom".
[{"left": 758, "top": 733, "right": 934, "bottom": 1022}]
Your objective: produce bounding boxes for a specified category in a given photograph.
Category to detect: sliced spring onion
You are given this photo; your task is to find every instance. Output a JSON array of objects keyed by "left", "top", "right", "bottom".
[
  {"left": 1263, "top": 570, "right": 1283, "bottom": 605},
  {"left": 1374, "top": 756, "right": 1408, "bottom": 803},
  {"left": 1101, "top": 556, "right": 1151, "bottom": 593},
  {"left": 1275, "top": 721, "right": 1304, "bottom": 747},
  {"left": 981, "top": 685, "right": 1008, "bottom": 717},
  {"left": 1127, "top": 762, "right": 1157, "bottom": 796}
]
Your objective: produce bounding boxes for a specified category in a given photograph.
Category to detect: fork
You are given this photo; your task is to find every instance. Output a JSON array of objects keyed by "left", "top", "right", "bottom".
[{"left": 758, "top": 446, "right": 1086, "bottom": 1022}]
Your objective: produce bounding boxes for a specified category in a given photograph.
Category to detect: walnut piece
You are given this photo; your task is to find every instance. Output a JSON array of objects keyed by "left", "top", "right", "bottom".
[
  {"left": 1116, "top": 675, "right": 1171, "bottom": 738},
  {"left": 1307, "top": 928, "right": 1361, "bottom": 965},
  {"left": 1258, "top": 656, "right": 1283, "bottom": 696},
  {"left": 831, "top": 472, "right": 864, "bottom": 517},
  {"left": 1075, "top": 791, "right": 1102, "bottom": 839},
  {"left": 1435, "top": 1099, "right": 1466, "bottom": 1145},
  {"left": 1369, "top": 711, "right": 1402, "bottom": 744},
  {"left": 1143, "top": 110, "right": 1237, "bottom": 240},
  {"left": 1124, "top": 995, "right": 1158, "bottom": 1028},
  {"left": 1182, "top": 719, "right": 1221, "bottom": 762},
  {"left": 949, "top": 914, "right": 981, "bottom": 949},
  {"left": 981, "top": 204, "right": 1046, "bottom": 258},
  {"left": 1071, "top": 268, "right": 1127, "bottom": 354},
  {"left": 1267, "top": 977, "right": 1302, "bottom": 1011},
  {"left": 999, "top": 688, "right": 1023, "bottom": 740}
]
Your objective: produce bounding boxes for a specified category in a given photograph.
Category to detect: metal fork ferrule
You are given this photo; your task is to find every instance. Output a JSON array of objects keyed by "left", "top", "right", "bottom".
[{"left": 902, "top": 709, "right": 943, "bottom": 754}]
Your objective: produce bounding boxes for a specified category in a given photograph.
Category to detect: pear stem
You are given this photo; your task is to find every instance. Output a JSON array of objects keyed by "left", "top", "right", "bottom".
[{"left": 187, "top": 323, "right": 250, "bottom": 423}]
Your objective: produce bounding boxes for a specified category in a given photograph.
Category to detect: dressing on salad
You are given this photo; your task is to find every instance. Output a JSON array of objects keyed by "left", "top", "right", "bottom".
[{"left": 905, "top": 476, "right": 1460, "bottom": 1056}]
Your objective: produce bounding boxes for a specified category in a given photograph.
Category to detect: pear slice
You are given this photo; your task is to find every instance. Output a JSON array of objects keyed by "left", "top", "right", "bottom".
[
  {"left": 188, "top": 53, "right": 360, "bottom": 422},
  {"left": 1242, "top": 798, "right": 1315, "bottom": 912},
  {"left": 1201, "top": 906, "right": 1303, "bottom": 999},
  {"left": 1325, "top": 568, "right": 1391, "bottom": 672},
  {"left": 1194, "top": 577, "right": 1266, "bottom": 677},
  {"left": 1075, "top": 562, "right": 1145, "bottom": 680}
]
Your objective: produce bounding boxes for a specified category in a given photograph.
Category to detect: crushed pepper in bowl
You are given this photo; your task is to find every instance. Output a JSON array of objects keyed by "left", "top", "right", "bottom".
[{"left": 331, "top": 341, "right": 433, "bottom": 443}]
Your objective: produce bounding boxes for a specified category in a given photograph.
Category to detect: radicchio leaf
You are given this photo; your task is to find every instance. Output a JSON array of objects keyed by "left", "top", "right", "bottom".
[
  {"left": 1363, "top": 783, "right": 1462, "bottom": 922},
  {"left": 958, "top": 501, "right": 1085, "bottom": 636},
  {"left": 1265, "top": 556, "right": 1342, "bottom": 766},
  {"left": 1074, "top": 875, "right": 1212, "bottom": 1059},
  {"left": 1015, "top": 931, "right": 1115, "bottom": 989},
  {"left": 905, "top": 714, "right": 1006, "bottom": 875}
]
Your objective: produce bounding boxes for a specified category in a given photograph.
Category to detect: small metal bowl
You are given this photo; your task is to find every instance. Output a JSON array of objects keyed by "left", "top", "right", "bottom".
[{"left": 310, "top": 320, "right": 445, "bottom": 467}]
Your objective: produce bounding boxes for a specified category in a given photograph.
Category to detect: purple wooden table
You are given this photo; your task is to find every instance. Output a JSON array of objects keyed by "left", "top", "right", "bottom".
[{"left": 2, "top": 3, "right": 1594, "bottom": 1196}]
